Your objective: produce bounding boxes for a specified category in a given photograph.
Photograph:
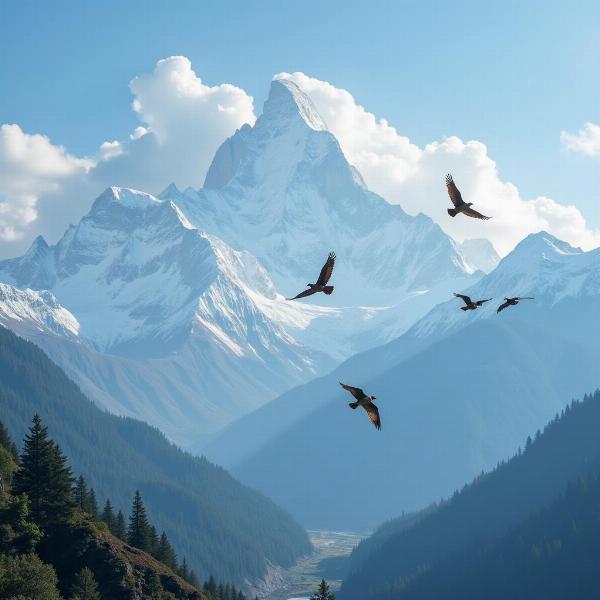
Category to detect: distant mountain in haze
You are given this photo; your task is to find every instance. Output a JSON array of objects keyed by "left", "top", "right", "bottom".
[
  {"left": 0, "top": 324, "right": 311, "bottom": 587},
  {"left": 340, "top": 389, "right": 600, "bottom": 600},
  {"left": 205, "top": 232, "right": 600, "bottom": 529}
]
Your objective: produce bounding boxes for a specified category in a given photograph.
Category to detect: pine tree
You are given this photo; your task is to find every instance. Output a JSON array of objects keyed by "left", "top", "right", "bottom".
[
  {"left": 179, "top": 556, "right": 189, "bottom": 581},
  {"left": 101, "top": 498, "right": 116, "bottom": 533},
  {"left": 188, "top": 569, "right": 200, "bottom": 589},
  {"left": 70, "top": 566, "right": 101, "bottom": 600},
  {"left": 85, "top": 487, "right": 99, "bottom": 519},
  {"left": 127, "top": 490, "right": 151, "bottom": 551},
  {"left": 13, "top": 415, "right": 73, "bottom": 527},
  {"left": 148, "top": 524, "right": 159, "bottom": 557},
  {"left": 157, "top": 531, "right": 177, "bottom": 570},
  {"left": 204, "top": 575, "right": 217, "bottom": 594},
  {"left": 310, "top": 579, "right": 335, "bottom": 600},
  {"left": 73, "top": 475, "right": 88, "bottom": 511},
  {"left": 114, "top": 509, "right": 127, "bottom": 540}
]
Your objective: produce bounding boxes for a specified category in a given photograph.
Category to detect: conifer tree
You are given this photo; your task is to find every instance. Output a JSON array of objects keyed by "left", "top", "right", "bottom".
[
  {"left": 310, "top": 579, "right": 336, "bottom": 600},
  {"left": 13, "top": 415, "right": 73, "bottom": 527},
  {"left": 157, "top": 531, "right": 177, "bottom": 570},
  {"left": 101, "top": 498, "right": 115, "bottom": 533},
  {"left": 114, "top": 509, "right": 127, "bottom": 540},
  {"left": 148, "top": 524, "right": 159, "bottom": 557},
  {"left": 70, "top": 566, "right": 101, "bottom": 600},
  {"left": 179, "top": 556, "right": 189, "bottom": 581},
  {"left": 204, "top": 575, "right": 217, "bottom": 594},
  {"left": 85, "top": 487, "right": 99, "bottom": 519},
  {"left": 127, "top": 489, "right": 151, "bottom": 551},
  {"left": 73, "top": 475, "right": 88, "bottom": 511},
  {"left": 188, "top": 569, "right": 200, "bottom": 589}
]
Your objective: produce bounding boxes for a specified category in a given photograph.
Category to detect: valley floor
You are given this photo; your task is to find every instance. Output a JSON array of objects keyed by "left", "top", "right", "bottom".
[{"left": 255, "top": 530, "right": 366, "bottom": 600}]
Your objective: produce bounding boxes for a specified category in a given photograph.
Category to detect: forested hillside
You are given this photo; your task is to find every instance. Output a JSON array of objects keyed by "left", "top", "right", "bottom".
[
  {"left": 341, "top": 389, "right": 600, "bottom": 600},
  {"left": 0, "top": 325, "right": 311, "bottom": 586},
  {"left": 379, "top": 470, "right": 600, "bottom": 599}
]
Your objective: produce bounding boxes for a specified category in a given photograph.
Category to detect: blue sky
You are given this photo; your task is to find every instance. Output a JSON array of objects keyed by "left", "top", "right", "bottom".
[{"left": 0, "top": 0, "right": 599, "bottom": 254}]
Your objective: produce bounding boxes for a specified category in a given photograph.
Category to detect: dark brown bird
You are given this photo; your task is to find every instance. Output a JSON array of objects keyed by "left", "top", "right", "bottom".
[
  {"left": 339, "top": 382, "right": 381, "bottom": 430},
  {"left": 287, "top": 252, "right": 336, "bottom": 300},
  {"left": 454, "top": 293, "right": 492, "bottom": 311},
  {"left": 445, "top": 174, "right": 491, "bottom": 220},
  {"left": 497, "top": 296, "right": 535, "bottom": 313}
]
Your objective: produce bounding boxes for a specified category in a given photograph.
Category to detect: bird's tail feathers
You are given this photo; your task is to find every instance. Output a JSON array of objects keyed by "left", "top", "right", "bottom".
[
  {"left": 349, "top": 402, "right": 359, "bottom": 409},
  {"left": 447, "top": 208, "right": 458, "bottom": 217},
  {"left": 460, "top": 306, "right": 469, "bottom": 311},
  {"left": 323, "top": 286, "right": 334, "bottom": 295}
]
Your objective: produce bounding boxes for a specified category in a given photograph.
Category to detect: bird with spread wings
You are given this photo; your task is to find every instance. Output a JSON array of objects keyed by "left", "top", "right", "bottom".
[
  {"left": 339, "top": 382, "right": 381, "bottom": 430},
  {"left": 497, "top": 296, "right": 535, "bottom": 313},
  {"left": 454, "top": 293, "right": 492, "bottom": 311},
  {"left": 446, "top": 174, "right": 491, "bottom": 220},
  {"left": 287, "top": 252, "right": 336, "bottom": 300}
]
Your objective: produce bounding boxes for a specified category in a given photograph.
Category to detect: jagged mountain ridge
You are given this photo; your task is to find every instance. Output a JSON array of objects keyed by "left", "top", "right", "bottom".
[
  {"left": 0, "top": 187, "right": 333, "bottom": 444},
  {"left": 205, "top": 232, "right": 600, "bottom": 528},
  {"left": 0, "top": 79, "right": 483, "bottom": 445}
]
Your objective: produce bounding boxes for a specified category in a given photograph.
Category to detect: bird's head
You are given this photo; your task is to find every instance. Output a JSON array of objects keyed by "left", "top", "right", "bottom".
[
  {"left": 371, "top": 395, "right": 377, "bottom": 400},
  {"left": 467, "top": 202, "right": 474, "bottom": 207}
]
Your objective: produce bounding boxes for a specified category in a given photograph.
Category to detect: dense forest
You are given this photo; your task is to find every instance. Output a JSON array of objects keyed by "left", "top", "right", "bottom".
[
  {"left": 341, "top": 389, "right": 600, "bottom": 600},
  {"left": 0, "top": 413, "right": 207, "bottom": 598},
  {"left": 377, "top": 470, "right": 600, "bottom": 599},
  {"left": 0, "top": 325, "right": 311, "bottom": 586}
]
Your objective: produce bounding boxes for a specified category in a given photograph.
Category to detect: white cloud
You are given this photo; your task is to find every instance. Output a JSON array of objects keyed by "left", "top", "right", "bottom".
[
  {"left": 94, "top": 56, "right": 256, "bottom": 192},
  {"left": 276, "top": 72, "right": 600, "bottom": 255},
  {"left": 0, "top": 124, "right": 92, "bottom": 243},
  {"left": 560, "top": 122, "right": 600, "bottom": 157},
  {"left": 0, "top": 57, "right": 255, "bottom": 258},
  {"left": 1, "top": 59, "right": 598, "bottom": 260}
]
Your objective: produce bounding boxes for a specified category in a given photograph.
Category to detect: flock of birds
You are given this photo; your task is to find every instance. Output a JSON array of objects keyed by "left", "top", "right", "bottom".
[{"left": 286, "top": 174, "right": 535, "bottom": 431}]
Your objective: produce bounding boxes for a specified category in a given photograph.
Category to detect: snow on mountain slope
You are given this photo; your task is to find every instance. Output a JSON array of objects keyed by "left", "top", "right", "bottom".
[
  {"left": 203, "top": 232, "right": 600, "bottom": 478},
  {"left": 162, "top": 79, "right": 479, "bottom": 352},
  {"left": 0, "top": 187, "right": 335, "bottom": 446},
  {"left": 203, "top": 232, "right": 600, "bottom": 523},
  {"left": 458, "top": 238, "right": 500, "bottom": 273}
]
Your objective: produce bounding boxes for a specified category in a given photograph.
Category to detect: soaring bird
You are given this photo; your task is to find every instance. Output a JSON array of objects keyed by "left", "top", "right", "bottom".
[
  {"left": 445, "top": 174, "right": 491, "bottom": 220},
  {"left": 454, "top": 293, "right": 492, "bottom": 311},
  {"left": 497, "top": 296, "right": 535, "bottom": 313},
  {"left": 287, "top": 252, "right": 336, "bottom": 300},
  {"left": 339, "top": 382, "right": 381, "bottom": 430}
]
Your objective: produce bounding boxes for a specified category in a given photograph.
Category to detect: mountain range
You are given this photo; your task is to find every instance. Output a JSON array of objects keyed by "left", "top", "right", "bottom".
[
  {"left": 204, "top": 232, "right": 600, "bottom": 529},
  {"left": 0, "top": 79, "right": 483, "bottom": 447}
]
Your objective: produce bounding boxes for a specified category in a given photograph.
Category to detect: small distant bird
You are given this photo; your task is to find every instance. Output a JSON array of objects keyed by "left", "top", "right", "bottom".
[
  {"left": 454, "top": 293, "right": 492, "bottom": 311},
  {"left": 497, "top": 296, "right": 535, "bottom": 313},
  {"left": 287, "top": 252, "right": 336, "bottom": 300},
  {"left": 339, "top": 382, "right": 381, "bottom": 430},
  {"left": 445, "top": 174, "right": 491, "bottom": 220}
]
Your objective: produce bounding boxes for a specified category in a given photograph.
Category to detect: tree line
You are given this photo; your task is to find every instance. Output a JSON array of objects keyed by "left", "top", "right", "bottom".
[{"left": 0, "top": 413, "right": 257, "bottom": 599}]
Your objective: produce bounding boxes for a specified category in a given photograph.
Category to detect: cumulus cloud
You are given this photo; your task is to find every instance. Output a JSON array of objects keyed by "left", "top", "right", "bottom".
[
  {"left": 561, "top": 122, "right": 600, "bottom": 157},
  {"left": 276, "top": 72, "right": 600, "bottom": 255},
  {"left": 1, "top": 58, "right": 598, "bottom": 260},
  {"left": 0, "top": 57, "right": 255, "bottom": 258},
  {"left": 94, "top": 56, "right": 256, "bottom": 192},
  {"left": 0, "top": 124, "right": 92, "bottom": 244}
]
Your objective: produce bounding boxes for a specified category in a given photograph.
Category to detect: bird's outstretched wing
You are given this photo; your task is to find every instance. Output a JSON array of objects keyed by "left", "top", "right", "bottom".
[
  {"left": 339, "top": 382, "right": 365, "bottom": 400},
  {"left": 517, "top": 297, "right": 535, "bottom": 300},
  {"left": 454, "top": 293, "right": 472, "bottom": 306},
  {"left": 287, "top": 288, "right": 318, "bottom": 301},
  {"left": 463, "top": 207, "right": 492, "bottom": 220},
  {"left": 475, "top": 298, "right": 492, "bottom": 306},
  {"left": 446, "top": 174, "right": 463, "bottom": 207},
  {"left": 316, "top": 252, "right": 336, "bottom": 286},
  {"left": 497, "top": 300, "right": 511, "bottom": 313},
  {"left": 363, "top": 402, "right": 381, "bottom": 430}
]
